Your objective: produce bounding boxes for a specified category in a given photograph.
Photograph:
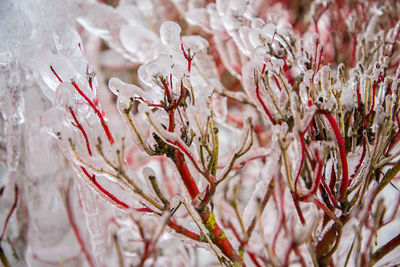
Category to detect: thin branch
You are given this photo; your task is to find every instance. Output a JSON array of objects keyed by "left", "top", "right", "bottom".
[
  {"left": 371, "top": 233, "right": 400, "bottom": 265},
  {"left": 0, "top": 185, "right": 18, "bottom": 242},
  {"left": 180, "top": 199, "right": 228, "bottom": 265},
  {"left": 65, "top": 182, "right": 96, "bottom": 267},
  {"left": 123, "top": 99, "right": 156, "bottom": 155}
]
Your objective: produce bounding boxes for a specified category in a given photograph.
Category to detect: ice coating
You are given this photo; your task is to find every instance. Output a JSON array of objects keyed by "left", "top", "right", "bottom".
[{"left": 1, "top": 0, "right": 400, "bottom": 266}]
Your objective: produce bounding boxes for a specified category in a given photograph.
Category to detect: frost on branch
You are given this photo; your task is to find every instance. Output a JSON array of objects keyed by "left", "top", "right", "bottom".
[{"left": 1, "top": 0, "right": 400, "bottom": 266}]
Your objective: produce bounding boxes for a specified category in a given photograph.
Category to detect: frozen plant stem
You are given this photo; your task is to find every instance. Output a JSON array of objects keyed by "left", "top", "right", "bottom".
[
  {"left": 318, "top": 110, "right": 349, "bottom": 203},
  {"left": 8, "top": 2, "right": 399, "bottom": 266},
  {"left": 279, "top": 136, "right": 306, "bottom": 224},
  {"left": 0, "top": 185, "right": 18, "bottom": 267},
  {"left": 0, "top": 185, "right": 18, "bottom": 242},
  {"left": 69, "top": 107, "right": 92, "bottom": 156},
  {"left": 50, "top": 66, "right": 115, "bottom": 145},
  {"left": 180, "top": 199, "right": 226, "bottom": 265},
  {"left": 65, "top": 182, "right": 95, "bottom": 267}
]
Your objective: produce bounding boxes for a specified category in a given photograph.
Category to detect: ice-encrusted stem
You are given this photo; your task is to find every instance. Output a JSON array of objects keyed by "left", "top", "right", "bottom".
[
  {"left": 66, "top": 183, "right": 96, "bottom": 267},
  {"left": 254, "top": 68, "right": 277, "bottom": 125},
  {"left": 170, "top": 134, "right": 243, "bottom": 265},
  {"left": 80, "top": 166, "right": 129, "bottom": 209},
  {"left": 50, "top": 66, "right": 115, "bottom": 145},
  {"left": 69, "top": 107, "right": 92, "bottom": 156},
  {"left": 0, "top": 185, "right": 18, "bottom": 242},
  {"left": 71, "top": 80, "right": 114, "bottom": 145},
  {"left": 318, "top": 110, "right": 349, "bottom": 203}
]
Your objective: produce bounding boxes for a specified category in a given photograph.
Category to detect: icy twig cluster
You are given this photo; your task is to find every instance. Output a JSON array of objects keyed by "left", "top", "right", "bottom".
[{"left": 1, "top": 0, "right": 400, "bottom": 266}]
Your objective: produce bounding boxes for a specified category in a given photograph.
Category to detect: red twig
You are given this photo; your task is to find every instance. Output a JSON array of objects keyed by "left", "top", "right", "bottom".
[
  {"left": 350, "top": 141, "right": 366, "bottom": 183},
  {"left": 161, "top": 78, "right": 172, "bottom": 103},
  {"left": 298, "top": 152, "right": 324, "bottom": 201},
  {"left": 366, "top": 74, "right": 383, "bottom": 119},
  {"left": 261, "top": 64, "right": 266, "bottom": 75},
  {"left": 372, "top": 233, "right": 400, "bottom": 264},
  {"left": 272, "top": 75, "right": 283, "bottom": 92},
  {"left": 168, "top": 111, "right": 175, "bottom": 132},
  {"left": 294, "top": 132, "right": 306, "bottom": 191},
  {"left": 283, "top": 58, "right": 294, "bottom": 86},
  {"left": 167, "top": 219, "right": 201, "bottom": 241},
  {"left": 320, "top": 175, "right": 340, "bottom": 209},
  {"left": 197, "top": 208, "right": 244, "bottom": 264},
  {"left": 318, "top": 110, "right": 349, "bottom": 203},
  {"left": 292, "top": 193, "right": 306, "bottom": 225},
  {"left": 174, "top": 141, "right": 215, "bottom": 184},
  {"left": 80, "top": 166, "right": 129, "bottom": 209},
  {"left": 69, "top": 107, "right": 92, "bottom": 156},
  {"left": 173, "top": 145, "right": 242, "bottom": 264},
  {"left": 385, "top": 26, "right": 400, "bottom": 57},
  {"left": 0, "top": 185, "right": 18, "bottom": 242},
  {"left": 139, "top": 241, "right": 150, "bottom": 267},
  {"left": 134, "top": 97, "right": 164, "bottom": 108},
  {"left": 82, "top": 165, "right": 201, "bottom": 242},
  {"left": 174, "top": 80, "right": 185, "bottom": 108},
  {"left": 50, "top": 66, "right": 114, "bottom": 145},
  {"left": 255, "top": 76, "right": 277, "bottom": 124},
  {"left": 66, "top": 183, "right": 96, "bottom": 267},
  {"left": 71, "top": 81, "right": 115, "bottom": 145},
  {"left": 313, "top": 198, "right": 341, "bottom": 225},
  {"left": 356, "top": 82, "right": 362, "bottom": 109},
  {"left": 173, "top": 150, "right": 200, "bottom": 200},
  {"left": 248, "top": 251, "right": 262, "bottom": 267},
  {"left": 50, "top": 65, "right": 63, "bottom": 83},
  {"left": 181, "top": 39, "right": 195, "bottom": 73}
]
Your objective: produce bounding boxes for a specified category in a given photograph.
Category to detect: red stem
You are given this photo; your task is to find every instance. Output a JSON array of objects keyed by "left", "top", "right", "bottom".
[
  {"left": 181, "top": 40, "right": 194, "bottom": 73},
  {"left": 294, "top": 133, "right": 306, "bottom": 190},
  {"left": 162, "top": 79, "right": 172, "bottom": 103},
  {"left": 50, "top": 66, "right": 63, "bottom": 83},
  {"left": 69, "top": 107, "right": 92, "bottom": 156},
  {"left": 174, "top": 141, "right": 215, "bottom": 184},
  {"left": 167, "top": 219, "right": 201, "bottom": 241},
  {"left": 168, "top": 111, "right": 175, "bottom": 132},
  {"left": 261, "top": 64, "right": 266, "bottom": 75},
  {"left": 350, "top": 141, "right": 366, "bottom": 183},
  {"left": 318, "top": 110, "right": 349, "bottom": 203},
  {"left": 292, "top": 193, "right": 306, "bottom": 224},
  {"left": 366, "top": 74, "right": 383, "bottom": 119},
  {"left": 313, "top": 198, "right": 341, "bottom": 225},
  {"left": 372, "top": 233, "right": 400, "bottom": 264},
  {"left": 255, "top": 79, "right": 276, "bottom": 124},
  {"left": 298, "top": 153, "right": 324, "bottom": 200},
  {"left": 80, "top": 166, "right": 129, "bottom": 209},
  {"left": 272, "top": 75, "right": 283, "bottom": 92},
  {"left": 139, "top": 241, "right": 150, "bottom": 267},
  {"left": 0, "top": 185, "right": 18, "bottom": 242},
  {"left": 248, "top": 251, "right": 262, "bottom": 267},
  {"left": 173, "top": 150, "right": 200, "bottom": 199},
  {"left": 66, "top": 184, "right": 96, "bottom": 267},
  {"left": 71, "top": 81, "right": 114, "bottom": 145},
  {"left": 356, "top": 83, "right": 362, "bottom": 109},
  {"left": 174, "top": 80, "right": 185, "bottom": 108},
  {"left": 134, "top": 97, "right": 164, "bottom": 108},
  {"left": 320, "top": 175, "right": 339, "bottom": 209},
  {"left": 173, "top": 146, "right": 242, "bottom": 264},
  {"left": 49, "top": 66, "right": 114, "bottom": 145},
  {"left": 197, "top": 208, "right": 244, "bottom": 264}
]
